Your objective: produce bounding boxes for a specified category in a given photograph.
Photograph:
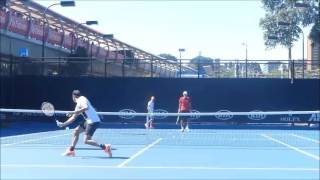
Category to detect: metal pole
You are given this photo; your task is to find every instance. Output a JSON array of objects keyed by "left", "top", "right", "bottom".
[
  {"left": 122, "top": 61, "right": 125, "bottom": 77},
  {"left": 90, "top": 42, "right": 93, "bottom": 75},
  {"left": 105, "top": 42, "right": 110, "bottom": 78},
  {"left": 9, "top": 38, "right": 12, "bottom": 76},
  {"left": 42, "top": 19, "right": 45, "bottom": 59},
  {"left": 289, "top": 47, "right": 294, "bottom": 83},
  {"left": 302, "top": 31, "right": 304, "bottom": 78},
  {"left": 72, "top": 24, "right": 81, "bottom": 54},
  {"left": 104, "top": 58, "right": 107, "bottom": 78},
  {"left": 236, "top": 60, "right": 239, "bottom": 78},
  {"left": 58, "top": 56, "right": 61, "bottom": 75},
  {"left": 241, "top": 42, "right": 248, "bottom": 78},
  {"left": 151, "top": 57, "right": 154, "bottom": 78},
  {"left": 179, "top": 51, "right": 182, "bottom": 78},
  {"left": 42, "top": 3, "right": 59, "bottom": 75},
  {"left": 197, "top": 60, "right": 200, "bottom": 78},
  {"left": 245, "top": 44, "right": 248, "bottom": 78},
  {"left": 71, "top": 32, "right": 74, "bottom": 54},
  {"left": 41, "top": 16, "right": 46, "bottom": 75}
]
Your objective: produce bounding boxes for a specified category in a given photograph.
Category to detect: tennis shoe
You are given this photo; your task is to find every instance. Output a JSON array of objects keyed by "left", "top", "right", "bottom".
[
  {"left": 104, "top": 144, "right": 112, "bottom": 157},
  {"left": 61, "top": 150, "right": 75, "bottom": 157}
]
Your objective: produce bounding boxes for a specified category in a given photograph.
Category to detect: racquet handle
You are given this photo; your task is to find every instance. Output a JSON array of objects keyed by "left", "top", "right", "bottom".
[{"left": 56, "top": 120, "right": 63, "bottom": 127}]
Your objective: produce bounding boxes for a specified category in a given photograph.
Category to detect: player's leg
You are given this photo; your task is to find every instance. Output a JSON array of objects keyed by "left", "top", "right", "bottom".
[
  {"left": 183, "top": 120, "right": 187, "bottom": 129},
  {"left": 71, "top": 125, "right": 85, "bottom": 148},
  {"left": 149, "top": 120, "right": 154, "bottom": 128},
  {"left": 62, "top": 125, "right": 85, "bottom": 156},
  {"left": 185, "top": 118, "right": 190, "bottom": 132},
  {"left": 145, "top": 115, "right": 150, "bottom": 129},
  {"left": 83, "top": 122, "right": 101, "bottom": 146},
  {"left": 84, "top": 122, "right": 112, "bottom": 157},
  {"left": 149, "top": 114, "right": 154, "bottom": 128},
  {"left": 180, "top": 118, "right": 185, "bottom": 132}
]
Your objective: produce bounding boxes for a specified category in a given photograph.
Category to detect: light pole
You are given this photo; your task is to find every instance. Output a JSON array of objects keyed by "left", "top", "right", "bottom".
[
  {"left": 294, "top": 2, "right": 308, "bottom": 78},
  {"left": 278, "top": 21, "right": 295, "bottom": 83},
  {"left": 268, "top": 35, "right": 286, "bottom": 78},
  {"left": 71, "top": 20, "right": 98, "bottom": 54},
  {"left": 42, "top": 1, "right": 75, "bottom": 74},
  {"left": 241, "top": 42, "right": 248, "bottom": 78},
  {"left": 42, "top": 1, "right": 75, "bottom": 58},
  {"left": 178, "top": 48, "right": 185, "bottom": 78},
  {"left": 279, "top": 2, "right": 309, "bottom": 80},
  {"left": 278, "top": 20, "right": 306, "bottom": 81}
]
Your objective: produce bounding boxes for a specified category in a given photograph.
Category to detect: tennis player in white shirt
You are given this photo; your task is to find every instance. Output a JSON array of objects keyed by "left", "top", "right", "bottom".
[{"left": 56, "top": 90, "right": 112, "bottom": 157}]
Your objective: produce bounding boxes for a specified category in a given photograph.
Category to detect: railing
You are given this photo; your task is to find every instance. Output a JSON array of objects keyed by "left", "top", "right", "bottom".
[
  {"left": 0, "top": 55, "right": 319, "bottom": 79},
  {"left": 0, "top": 6, "right": 158, "bottom": 61}
]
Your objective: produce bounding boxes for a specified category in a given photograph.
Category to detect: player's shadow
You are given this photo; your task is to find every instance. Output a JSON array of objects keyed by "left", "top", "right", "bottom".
[{"left": 78, "top": 156, "right": 129, "bottom": 159}]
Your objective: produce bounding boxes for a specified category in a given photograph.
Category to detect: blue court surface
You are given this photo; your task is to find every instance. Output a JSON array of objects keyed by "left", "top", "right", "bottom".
[{"left": 1, "top": 128, "right": 319, "bottom": 180}]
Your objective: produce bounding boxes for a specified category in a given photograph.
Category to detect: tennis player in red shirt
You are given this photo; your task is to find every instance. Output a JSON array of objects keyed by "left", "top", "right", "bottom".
[{"left": 177, "top": 91, "right": 192, "bottom": 132}]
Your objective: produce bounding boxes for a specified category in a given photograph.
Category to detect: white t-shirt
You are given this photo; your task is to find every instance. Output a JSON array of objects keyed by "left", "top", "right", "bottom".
[
  {"left": 147, "top": 100, "right": 154, "bottom": 113},
  {"left": 75, "top": 96, "right": 100, "bottom": 124}
]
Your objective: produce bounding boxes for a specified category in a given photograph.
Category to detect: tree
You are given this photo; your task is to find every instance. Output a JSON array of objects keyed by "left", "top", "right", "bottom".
[
  {"left": 309, "top": 24, "right": 320, "bottom": 44},
  {"left": 158, "top": 53, "right": 178, "bottom": 61},
  {"left": 190, "top": 55, "right": 213, "bottom": 64},
  {"left": 190, "top": 56, "right": 213, "bottom": 75},
  {"left": 260, "top": 0, "right": 319, "bottom": 59}
]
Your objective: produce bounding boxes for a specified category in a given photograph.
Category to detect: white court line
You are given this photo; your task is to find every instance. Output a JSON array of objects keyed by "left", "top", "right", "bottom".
[
  {"left": 261, "top": 134, "right": 320, "bottom": 160},
  {"left": 0, "top": 130, "right": 287, "bottom": 139},
  {"left": 117, "top": 138, "right": 162, "bottom": 168},
  {"left": 1, "top": 164, "right": 318, "bottom": 171},
  {"left": 290, "top": 134, "right": 320, "bottom": 144},
  {"left": 0, "top": 130, "right": 65, "bottom": 140},
  {"left": 1, "top": 133, "right": 71, "bottom": 147}
]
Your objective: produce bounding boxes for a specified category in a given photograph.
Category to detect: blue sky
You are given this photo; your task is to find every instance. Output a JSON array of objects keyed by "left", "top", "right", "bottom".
[{"left": 35, "top": 0, "right": 310, "bottom": 61}]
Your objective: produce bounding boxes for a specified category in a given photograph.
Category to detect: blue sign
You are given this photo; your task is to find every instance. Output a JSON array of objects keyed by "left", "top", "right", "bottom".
[{"left": 19, "top": 48, "right": 29, "bottom": 57}]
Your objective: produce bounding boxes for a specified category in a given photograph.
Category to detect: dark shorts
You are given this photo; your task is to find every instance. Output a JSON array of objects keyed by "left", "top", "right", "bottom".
[
  {"left": 179, "top": 110, "right": 190, "bottom": 121},
  {"left": 79, "top": 121, "right": 100, "bottom": 136}
]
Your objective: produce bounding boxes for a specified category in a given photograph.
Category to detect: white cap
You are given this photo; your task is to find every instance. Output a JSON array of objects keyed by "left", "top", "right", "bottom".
[{"left": 183, "top": 91, "right": 188, "bottom": 95}]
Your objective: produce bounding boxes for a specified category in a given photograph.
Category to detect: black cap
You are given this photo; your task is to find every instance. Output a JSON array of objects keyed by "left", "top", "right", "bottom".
[{"left": 72, "top": 90, "right": 81, "bottom": 97}]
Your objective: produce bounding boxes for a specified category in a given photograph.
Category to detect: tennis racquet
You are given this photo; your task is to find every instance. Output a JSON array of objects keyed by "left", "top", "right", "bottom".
[
  {"left": 41, "top": 102, "right": 68, "bottom": 129},
  {"left": 41, "top": 102, "right": 55, "bottom": 117}
]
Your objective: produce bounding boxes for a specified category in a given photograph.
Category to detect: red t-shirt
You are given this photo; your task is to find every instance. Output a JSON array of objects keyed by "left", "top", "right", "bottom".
[{"left": 179, "top": 96, "right": 191, "bottom": 112}]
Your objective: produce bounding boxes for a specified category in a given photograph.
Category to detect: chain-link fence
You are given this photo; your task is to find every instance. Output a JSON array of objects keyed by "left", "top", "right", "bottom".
[{"left": 1, "top": 55, "right": 319, "bottom": 79}]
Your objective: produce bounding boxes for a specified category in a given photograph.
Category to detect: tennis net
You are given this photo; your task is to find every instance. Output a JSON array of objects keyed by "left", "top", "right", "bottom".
[{"left": 1, "top": 109, "right": 319, "bottom": 148}]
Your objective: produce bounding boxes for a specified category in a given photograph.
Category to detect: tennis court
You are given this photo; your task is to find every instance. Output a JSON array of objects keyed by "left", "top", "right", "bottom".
[{"left": 1, "top": 115, "right": 319, "bottom": 180}]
